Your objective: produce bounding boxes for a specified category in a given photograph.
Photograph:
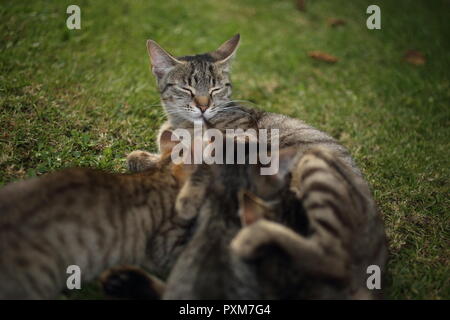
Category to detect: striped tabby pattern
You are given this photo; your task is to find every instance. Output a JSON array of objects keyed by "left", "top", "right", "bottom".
[
  {"left": 0, "top": 139, "right": 192, "bottom": 299},
  {"left": 232, "top": 147, "right": 388, "bottom": 299},
  {"left": 162, "top": 147, "right": 386, "bottom": 299}
]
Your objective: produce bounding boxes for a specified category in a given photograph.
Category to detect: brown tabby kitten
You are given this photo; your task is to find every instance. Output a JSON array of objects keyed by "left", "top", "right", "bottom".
[
  {"left": 0, "top": 131, "right": 193, "bottom": 299},
  {"left": 162, "top": 147, "right": 387, "bottom": 299}
]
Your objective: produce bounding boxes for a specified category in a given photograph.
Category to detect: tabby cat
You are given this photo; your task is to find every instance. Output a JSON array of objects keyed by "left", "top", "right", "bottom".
[
  {"left": 231, "top": 147, "right": 388, "bottom": 299},
  {"left": 163, "top": 146, "right": 387, "bottom": 299},
  {"left": 0, "top": 130, "right": 194, "bottom": 299},
  {"left": 129, "top": 34, "right": 360, "bottom": 176}
]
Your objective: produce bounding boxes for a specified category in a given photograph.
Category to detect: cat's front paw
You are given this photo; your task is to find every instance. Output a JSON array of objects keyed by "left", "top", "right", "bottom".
[
  {"left": 100, "top": 266, "right": 163, "bottom": 300},
  {"left": 230, "top": 220, "right": 273, "bottom": 259},
  {"left": 126, "top": 150, "right": 160, "bottom": 172}
]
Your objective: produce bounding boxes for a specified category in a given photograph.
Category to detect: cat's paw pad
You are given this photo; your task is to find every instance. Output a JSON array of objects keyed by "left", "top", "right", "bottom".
[{"left": 126, "top": 150, "right": 160, "bottom": 172}]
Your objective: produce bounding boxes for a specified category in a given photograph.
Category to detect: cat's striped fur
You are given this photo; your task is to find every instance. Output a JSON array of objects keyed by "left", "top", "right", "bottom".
[
  {"left": 0, "top": 132, "right": 193, "bottom": 299},
  {"left": 160, "top": 147, "right": 386, "bottom": 299},
  {"left": 231, "top": 147, "right": 388, "bottom": 299},
  {"left": 102, "top": 147, "right": 387, "bottom": 299}
]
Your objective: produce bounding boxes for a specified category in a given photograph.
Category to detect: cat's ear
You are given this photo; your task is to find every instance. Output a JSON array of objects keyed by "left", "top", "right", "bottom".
[
  {"left": 273, "top": 146, "right": 300, "bottom": 183},
  {"left": 211, "top": 34, "right": 240, "bottom": 70},
  {"left": 252, "top": 146, "right": 300, "bottom": 199},
  {"left": 238, "top": 190, "right": 270, "bottom": 226},
  {"left": 147, "top": 40, "right": 182, "bottom": 81},
  {"left": 159, "top": 130, "right": 181, "bottom": 155},
  {"left": 160, "top": 130, "right": 197, "bottom": 184}
]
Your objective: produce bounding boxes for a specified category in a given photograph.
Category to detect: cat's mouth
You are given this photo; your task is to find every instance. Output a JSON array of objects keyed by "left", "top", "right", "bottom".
[{"left": 191, "top": 111, "right": 212, "bottom": 122}]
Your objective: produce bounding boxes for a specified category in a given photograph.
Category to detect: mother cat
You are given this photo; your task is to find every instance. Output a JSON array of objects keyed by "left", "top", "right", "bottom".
[{"left": 129, "top": 34, "right": 360, "bottom": 176}]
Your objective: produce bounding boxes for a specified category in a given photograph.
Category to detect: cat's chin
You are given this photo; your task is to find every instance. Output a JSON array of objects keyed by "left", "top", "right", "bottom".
[
  {"left": 169, "top": 114, "right": 210, "bottom": 128},
  {"left": 168, "top": 115, "right": 195, "bottom": 128}
]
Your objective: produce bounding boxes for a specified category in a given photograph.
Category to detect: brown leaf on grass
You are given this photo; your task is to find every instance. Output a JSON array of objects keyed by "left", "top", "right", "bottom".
[
  {"left": 308, "top": 51, "right": 339, "bottom": 63},
  {"left": 295, "top": 0, "right": 306, "bottom": 11},
  {"left": 403, "top": 50, "right": 426, "bottom": 66},
  {"left": 328, "top": 18, "right": 346, "bottom": 27}
]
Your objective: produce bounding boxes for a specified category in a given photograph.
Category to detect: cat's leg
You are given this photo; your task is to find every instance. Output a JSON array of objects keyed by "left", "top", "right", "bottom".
[
  {"left": 100, "top": 266, "right": 165, "bottom": 300},
  {"left": 126, "top": 122, "right": 175, "bottom": 173},
  {"left": 231, "top": 220, "right": 348, "bottom": 280}
]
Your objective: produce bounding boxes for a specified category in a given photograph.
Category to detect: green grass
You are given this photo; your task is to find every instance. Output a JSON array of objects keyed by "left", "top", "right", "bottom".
[{"left": 0, "top": 0, "right": 449, "bottom": 299}]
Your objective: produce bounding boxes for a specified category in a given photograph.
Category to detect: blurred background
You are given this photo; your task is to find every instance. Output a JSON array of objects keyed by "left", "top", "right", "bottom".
[{"left": 0, "top": 0, "right": 449, "bottom": 299}]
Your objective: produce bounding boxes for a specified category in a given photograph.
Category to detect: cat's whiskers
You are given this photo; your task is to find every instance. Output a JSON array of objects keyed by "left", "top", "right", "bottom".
[{"left": 227, "top": 99, "right": 258, "bottom": 107}]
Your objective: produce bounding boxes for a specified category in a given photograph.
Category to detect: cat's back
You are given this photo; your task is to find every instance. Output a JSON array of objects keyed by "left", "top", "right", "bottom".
[
  {"left": 254, "top": 109, "right": 361, "bottom": 175},
  {"left": 0, "top": 168, "right": 122, "bottom": 222}
]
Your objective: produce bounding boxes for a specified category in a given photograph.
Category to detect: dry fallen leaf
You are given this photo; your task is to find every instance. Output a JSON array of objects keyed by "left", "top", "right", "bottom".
[
  {"left": 295, "top": 0, "right": 306, "bottom": 11},
  {"left": 403, "top": 50, "right": 426, "bottom": 66},
  {"left": 308, "top": 51, "right": 339, "bottom": 63},
  {"left": 328, "top": 18, "right": 346, "bottom": 27}
]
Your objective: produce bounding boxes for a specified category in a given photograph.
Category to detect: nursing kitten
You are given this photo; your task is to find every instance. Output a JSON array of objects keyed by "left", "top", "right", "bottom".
[
  {"left": 103, "top": 142, "right": 302, "bottom": 299},
  {"left": 231, "top": 147, "right": 388, "bottom": 299},
  {"left": 128, "top": 34, "right": 360, "bottom": 176},
  {"left": 162, "top": 146, "right": 294, "bottom": 299},
  {"left": 163, "top": 147, "right": 387, "bottom": 299},
  {"left": 0, "top": 131, "right": 193, "bottom": 299}
]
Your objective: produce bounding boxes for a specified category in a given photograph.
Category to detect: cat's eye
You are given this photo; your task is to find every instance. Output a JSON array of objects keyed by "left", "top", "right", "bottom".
[
  {"left": 209, "top": 87, "right": 222, "bottom": 96},
  {"left": 181, "top": 87, "right": 195, "bottom": 96}
]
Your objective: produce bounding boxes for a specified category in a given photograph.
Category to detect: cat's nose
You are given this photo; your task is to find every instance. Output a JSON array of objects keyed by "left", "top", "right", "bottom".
[{"left": 194, "top": 96, "right": 210, "bottom": 113}]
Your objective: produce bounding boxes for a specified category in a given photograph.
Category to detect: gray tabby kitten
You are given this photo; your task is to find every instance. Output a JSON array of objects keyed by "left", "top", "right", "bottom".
[
  {"left": 0, "top": 131, "right": 193, "bottom": 299},
  {"left": 164, "top": 146, "right": 387, "bottom": 299},
  {"left": 129, "top": 34, "right": 360, "bottom": 176}
]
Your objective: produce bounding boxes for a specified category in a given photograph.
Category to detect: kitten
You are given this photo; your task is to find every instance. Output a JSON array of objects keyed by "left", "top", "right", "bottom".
[
  {"left": 162, "top": 147, "right": 387, "bottom": 299},
  {"left": 0, "top": 130, "right": 194, "bottom": 299},
  {"left": 128, "top": 34, "right": 360, "bottom": 176},
  {"left": 104, "top": 141, "right": 295, "bottom": 299},
  {"left": 231, "top": 147, "right": 388, "bottom": 299}
]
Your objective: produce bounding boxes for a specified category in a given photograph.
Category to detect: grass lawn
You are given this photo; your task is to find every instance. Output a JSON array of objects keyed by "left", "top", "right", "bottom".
[{"left": 0, "top": 0, "right": 449, "bottom": 299}]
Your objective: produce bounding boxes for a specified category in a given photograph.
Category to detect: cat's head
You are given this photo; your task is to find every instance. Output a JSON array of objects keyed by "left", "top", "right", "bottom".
[{"left": 146, "top": 34, "right": 240, "bottom": 126}]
